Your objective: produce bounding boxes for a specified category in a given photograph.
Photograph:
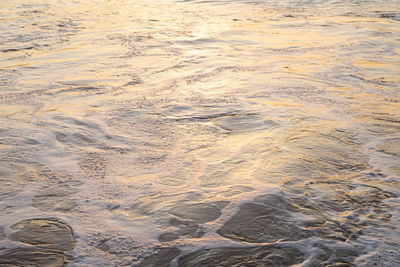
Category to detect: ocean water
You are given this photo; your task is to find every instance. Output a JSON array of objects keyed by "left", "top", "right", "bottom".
[{"left": 0, "top": 0, "right": 399, "bottom": 266}]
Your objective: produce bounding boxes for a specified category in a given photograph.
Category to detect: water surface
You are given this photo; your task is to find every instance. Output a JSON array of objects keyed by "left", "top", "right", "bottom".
[{"left": 0, "top": 0, "right": 399, "bottom": 266}]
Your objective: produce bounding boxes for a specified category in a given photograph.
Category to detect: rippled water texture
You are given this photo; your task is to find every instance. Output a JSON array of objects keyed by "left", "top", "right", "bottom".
[{"left": 1, "top": 0, "right": 400, "bottom": 266}]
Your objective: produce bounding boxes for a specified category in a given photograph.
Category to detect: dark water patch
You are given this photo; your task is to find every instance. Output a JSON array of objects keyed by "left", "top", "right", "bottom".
[
  {"left": 0, "top": 248, "right": 71, "bottom": 267},
  {"left": 176, "top": 224, "right": 205, "bottom": 238},
  {"left": 159, "top": 232, "right": 180, "bottom": 242},
  {"left": 376, "top": 11, "right": 400, "bottom": 21},
  {"left": 218, "top": 194, "right": 310, "bottom": 243},
  {"left": 287, "top": 182, "right": 396, "bottom": 241},
  {"left": 1, "top": 46, "right": 34, "bottom": 53},
  {"left": 106, "top": 203, "right": 120, "bottom": 211},
  {"left": 138, "top": 247, "right": 181, "bottom": 267},
  {"left": 218, "top": 190, "right": 393, "bottom": 245},
  {"left": 128, "top": 192, "right": 205, "bottom": 219},
  {"left": 170, "top": 201, "right": 230, "bottom": 224},
  {"left": 96, "top": 239, "right": 111, "bottom": 252},
  {"left": 297, "top": 182, "right": 396, "bottom": 214},
  {"left": 313, "top": 244, "right": 359, "bottom": 266},
  {"left": 178, "top": 245, "right": 304, "bottom": 267},
  {"left": 1, "top": 218, "right": 75, "bottom": 266},
  {"left": 169, "top": 218, "right": 183, "bottom": 226},
  {"left": 160, "top": 219, "right": 205, "bottom": 242},
  {"left": 9, "top": 219, "right": 75, "bottom": 251},
  {"left": 23, "top": 138, "right": 41, "bottom": 145}
]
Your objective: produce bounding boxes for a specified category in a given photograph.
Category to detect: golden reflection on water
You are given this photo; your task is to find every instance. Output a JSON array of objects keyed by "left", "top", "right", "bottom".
[{"left": 0, "top": 0, "right": 400, "bottom": 265}]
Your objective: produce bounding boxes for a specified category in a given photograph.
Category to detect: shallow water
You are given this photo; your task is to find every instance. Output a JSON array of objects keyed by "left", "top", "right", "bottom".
[{"left": 0, "top": 0, "right": 399, "bottom": 266}]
